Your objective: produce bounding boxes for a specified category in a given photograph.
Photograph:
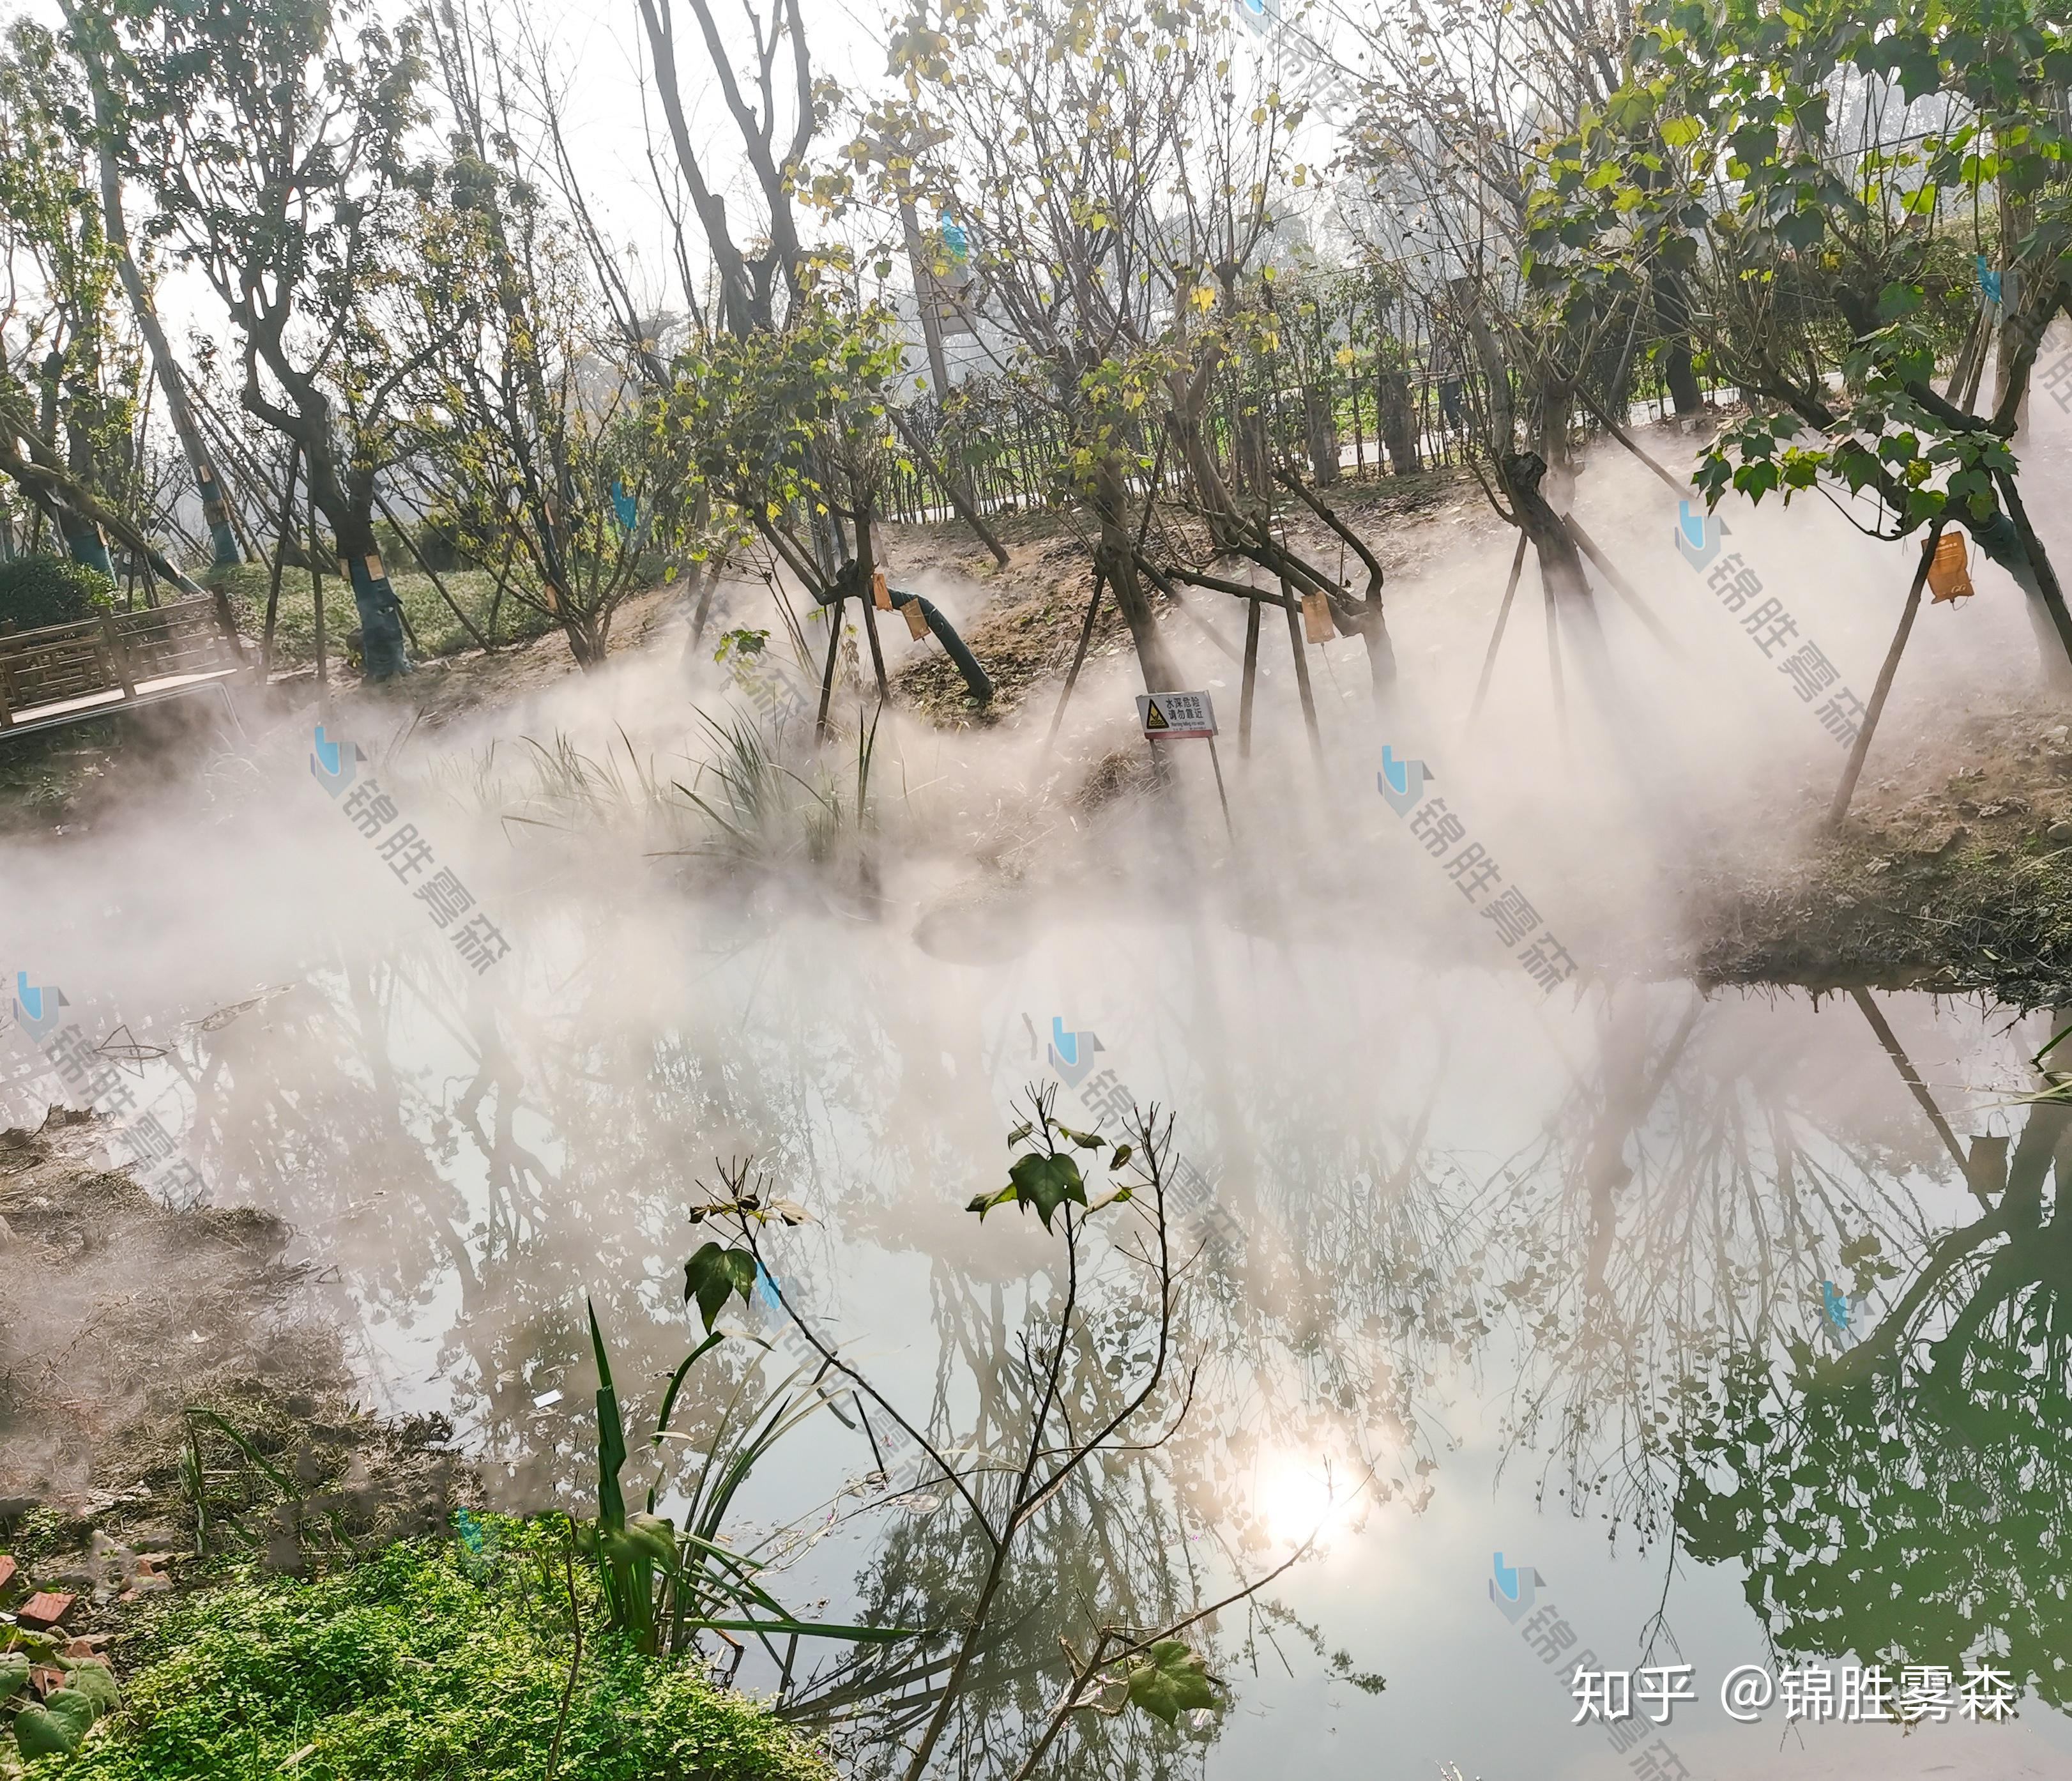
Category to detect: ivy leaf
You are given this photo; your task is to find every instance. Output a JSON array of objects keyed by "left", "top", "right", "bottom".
[
  {"left": 1003, "top": 1151, "right": 1088, "bottom": 1230},
  {"left": 1124, "top": 1639, "right": 1219, "bottom": 1725},
  {"left": 15, "top": 1686, "right": 98, "bottom": 1756},
  {"left": 1891, "top": 46, "right": 1943, "bottom": 105},
  {"left": 683, "top": 1241, "right": 759, "bottom": 1331},
  {"left": 13, "top": 1704, "right": 80, "bottom": 1758},
  {"left": 61, "top": 1660, "right": 119, "bottom": 1716}
]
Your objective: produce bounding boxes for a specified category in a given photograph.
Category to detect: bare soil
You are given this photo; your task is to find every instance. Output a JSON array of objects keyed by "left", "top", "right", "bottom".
[
  {"left": 1683, "top": 699, "right": 2072, "bottom": 1007},
  {"left": 878, "top": 466, "right": 1503, "bottom": 722},
  {"left": 0, "top": 1110, "right": 463, "bottom": 1626}
]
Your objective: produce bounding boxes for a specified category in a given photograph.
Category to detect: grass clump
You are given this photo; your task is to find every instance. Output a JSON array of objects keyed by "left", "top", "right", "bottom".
[
  {"left": 40, "top": 1524, "right": 828, "bottom": 1781},
  {"left": 216, "top": 565, "right": 556, "bottom": 666}
]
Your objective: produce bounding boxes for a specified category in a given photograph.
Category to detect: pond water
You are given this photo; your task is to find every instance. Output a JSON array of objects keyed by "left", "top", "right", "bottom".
[{"left": 8, "top": 845, "right": 2071, "bottom": 1781}]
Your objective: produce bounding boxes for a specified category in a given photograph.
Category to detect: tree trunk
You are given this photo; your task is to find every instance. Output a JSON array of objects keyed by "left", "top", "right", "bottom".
[
  {"left": 1236, "top": 406, "right": 1271, "bottom": 502},
  {"left": 1095, "top": 460, "right": 1175, "bottom": 692},
  {"left": 1502, "top": 450, "right": 1596, "bottom": 621},
  {"left": 1378, "top": 370, "right": 1421, "bottom": 475},
  {"left": 1649, "top": 267, "right": 1705, "bottom": 417},
  {"left": 331, "top": 502, "right": 412, "bottom": 681},
  {"left": 1987, "top": 473, "right": 2072, "bottom": 691},
  {"left": 1304, "top": 382, "right": 1340, "bottom": 485},
  {"left": 69, "top": 0, "right": 241, "bottom": 569}
]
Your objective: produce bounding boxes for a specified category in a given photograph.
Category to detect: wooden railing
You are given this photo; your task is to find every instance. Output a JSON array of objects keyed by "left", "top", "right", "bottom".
[{"left": 0, "top": 598, "right": 248, "bottom": 736}]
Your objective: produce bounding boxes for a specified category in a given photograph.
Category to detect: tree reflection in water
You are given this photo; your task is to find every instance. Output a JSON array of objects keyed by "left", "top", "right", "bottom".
[{"left": 119, "top": 910, "right": 2072, "bottom": 1744}]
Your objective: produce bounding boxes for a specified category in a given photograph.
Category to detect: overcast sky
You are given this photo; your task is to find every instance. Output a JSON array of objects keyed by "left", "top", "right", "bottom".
[{"left": 3, "top": 0, "right": 1364, "bottom": 360}]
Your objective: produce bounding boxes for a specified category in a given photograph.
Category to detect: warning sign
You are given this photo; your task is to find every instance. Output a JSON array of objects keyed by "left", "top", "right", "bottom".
[{"left": 1136, "top": 691, "right": 1217, "bottom": 740}]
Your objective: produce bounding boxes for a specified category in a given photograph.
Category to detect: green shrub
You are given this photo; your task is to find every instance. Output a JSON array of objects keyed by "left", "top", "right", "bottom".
[
  {"left": 38, "top": 1526, "right": 830, "bottom": 1781},
  {"left": 0, "top": 556, "right": 113, "bottom": 632}
]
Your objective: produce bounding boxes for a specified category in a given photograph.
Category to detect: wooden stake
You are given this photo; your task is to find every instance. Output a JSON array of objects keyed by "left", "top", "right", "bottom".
[
  {"left": 1207, "top": 735, "right": 1236, "bottom": 841},
  {"left": 887, "top": 406, "right": 1010, "bottom": 567},
  {"left": 1046, "top": 569, "right": 1105, "bottom": 747},
  {"left": 308, "top": 490, "right": 328, "bottom": 696},
  {"left": 1563, "top": 514, "right": 1686, "bottom": 658},
  {"left": 1543, "top": 551, "right": 1567, "bottom": 750},
  {"left": 374, "top": 487, "right": 493, "bottom": 654},
  {"left": 1238, "top": 595, "right": 1261, "bottom": 761},
  {"left": 1849, "top": 986, "right": 1979, "bottom": 1194},
  {"left": 261, "top": 441, "right": 300, "bottom": 680},
  {"left": 1274, "top": 560, "right": 1325, "bottom": 764},
  {"left": 1468, "top": 531, "right": 1528, "bottom": 724},
  {"left": 1134, "top": 554, "right": 1242, "bottom": 661},
  {"left": 860, "top": 591, "right": 890, "bottom": 705},
  {"left": 1827, "top": 523, "right": 1942, "bottom": 834},
  {"left": 1569, "top": 383, "right": 1690, "bottom": 499},
  {"left": 814, "top": 595, "right": 845, "bottom": 743}
]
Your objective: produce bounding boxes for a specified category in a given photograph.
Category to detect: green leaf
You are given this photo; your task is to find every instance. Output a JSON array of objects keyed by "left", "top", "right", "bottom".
[
  {"left": 1124, "top": 1639, "right": 1219, "bottom": 1725},
  {"left": 43, "top": 1687, "right": 100, "bottom": 1736},
  {"left": 1055, "top": 1126, "right": 1106, "bottom": 1150},
  {"left": 684, "top": 1241, "right": 759, "bottom": 1332},
  {"left": 651, "top": 1331, "right": 726, "bottom": 1446},
  {"left": 15, "top": 1686, "right": 100, "bottom": 1756},
  {"left": 1891, "top": 47, "right": 1942, "bottom": 105},
  {"left": 611, "top": 1512, "right": 680, "bottom": 1572},
  {"left": 1005, "top": 1152, "right": 1088, "bottom": 1230},
  {"left": 1109, "top": 1143, "right": 1133, "bottom": 1170},
  {"left": 13, "top": 1704, "right": 82, "bottom": 1758},
  {"left": 588, "top": 1297, "right": 628, "bottom": 1530},
  {"left": 0, "top": 1653, "right": 29, "bottom": 1701},
  {"left": 61, "top": 1660, "right": 119, "bottom": 1716}
]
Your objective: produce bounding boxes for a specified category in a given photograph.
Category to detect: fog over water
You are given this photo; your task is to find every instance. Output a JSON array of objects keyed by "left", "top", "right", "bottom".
[{"left": 8, "top": 409, "right": 2072, "bottom": 1777}]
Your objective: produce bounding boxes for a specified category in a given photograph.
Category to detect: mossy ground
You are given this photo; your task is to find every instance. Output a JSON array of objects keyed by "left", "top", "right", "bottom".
[{"left": 5, "top": 1525, "right": 829, "bottom": 1781}]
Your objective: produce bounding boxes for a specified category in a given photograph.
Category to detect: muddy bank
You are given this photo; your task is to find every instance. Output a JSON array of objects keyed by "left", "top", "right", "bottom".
[
  {"left": 1685, "top": 703, "right": 2072, "bottom": 1006},
  {"left": 877, "top": 466, "right": 1500, "bottom": 721},
  {"left": 0, "top": 1111, "right": 462, "bottom": 1624}
]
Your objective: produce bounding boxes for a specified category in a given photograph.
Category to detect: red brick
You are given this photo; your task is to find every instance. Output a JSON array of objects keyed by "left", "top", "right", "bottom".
[
  {"left": 0, "top": 1554, "right": 16, "bottom": 1593},
  {"left": 17, "top": 1591, "right": 76, "bottom": 1630}
]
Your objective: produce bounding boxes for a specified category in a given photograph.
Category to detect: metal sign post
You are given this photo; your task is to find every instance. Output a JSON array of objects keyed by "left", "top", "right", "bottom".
[{"left": 1136, "top": 691, "right": 1235, "bottom": 841}]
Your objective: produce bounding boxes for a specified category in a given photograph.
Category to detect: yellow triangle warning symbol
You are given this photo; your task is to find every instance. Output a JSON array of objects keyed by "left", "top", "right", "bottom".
[{"left": 1144, "top": 699, "right": 1169, "bottom": 730}]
